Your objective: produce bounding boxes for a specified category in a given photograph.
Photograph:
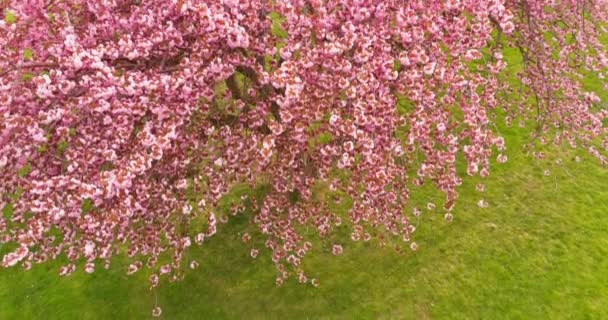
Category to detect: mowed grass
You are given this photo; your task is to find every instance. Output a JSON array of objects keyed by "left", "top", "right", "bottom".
[{"left": 1, "top": 45, "right": 608, "bottom": 319}]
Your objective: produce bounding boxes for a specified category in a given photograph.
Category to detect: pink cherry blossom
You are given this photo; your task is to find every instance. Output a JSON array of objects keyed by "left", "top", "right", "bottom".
[
  {"left": 190, "top": 261, "right": 199, "bottom": 270},
  {"left": 444, "top": 213, "right": 454, "bottom": 222},
  {"left": 332, "top": 244, "right": 344, "bottom": 256},
  {"left": 242, "top": 233, "right": 251, "bottom": 243},
  {"left": 152, "top": 307, "right": 162, "bottom": 318},
  {"left": 410, "top": 242, "right": 419, "bottom": 251}
]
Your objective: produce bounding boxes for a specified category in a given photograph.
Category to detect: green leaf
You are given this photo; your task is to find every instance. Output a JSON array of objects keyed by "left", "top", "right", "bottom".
[
  {"left": 4, "top": 10, "right": 16, "bottom": 25},
  {"left": 23, "top": 48, "right": 33, "bottom": 61},
  {"left": 396, "top": 93, "right": 414, "bottom": 116},
  {"left": 317, "top": 132, "right": 333, "bottom": 145},
  {"left": 56, "top": 139, "right": 69, "bottom": 154},
  {"left": 2, "top": 203, "right": 13, "bottom": 219},
  {"left": 21, "top": 72, "right": 33, "bottom": 81},
  {"left": 81, "top": 198, "right": 93, "bottom": 214},
  {"left": 269, "top": 12, "right": 288, "bottom": 39},
  {"left": 18, "top": 162, "right": 31, "bottom": 178},
  {"left": 100, "top": 161, "right": 114, "bottom": 171},
  {"left": 393, "top": 59, "right": 401, "bottom": 71}
]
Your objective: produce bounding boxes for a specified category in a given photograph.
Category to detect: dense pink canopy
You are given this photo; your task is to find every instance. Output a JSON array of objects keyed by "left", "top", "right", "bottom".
[{"left": 0, "top": 0, "right": 606, "bottom": 313}]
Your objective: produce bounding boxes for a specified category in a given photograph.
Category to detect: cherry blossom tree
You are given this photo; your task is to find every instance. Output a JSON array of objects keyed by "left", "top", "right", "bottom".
[{"left": 0, "top": 0, "right": 606, "bottom": 316}]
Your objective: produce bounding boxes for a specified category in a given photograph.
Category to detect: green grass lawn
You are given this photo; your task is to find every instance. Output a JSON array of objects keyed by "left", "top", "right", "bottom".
[{"left": 1, "top": 116, "right": 607, "bottom": 319}]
